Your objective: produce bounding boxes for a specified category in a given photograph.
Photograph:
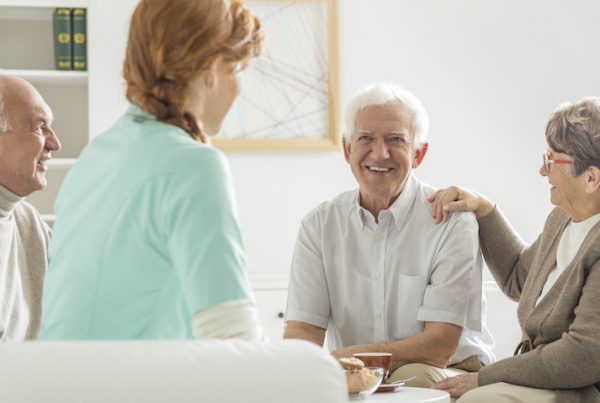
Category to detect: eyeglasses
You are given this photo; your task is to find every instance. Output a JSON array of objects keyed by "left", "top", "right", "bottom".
[{"left": 542, "top": 152, "right": 572, "bottom": 173}]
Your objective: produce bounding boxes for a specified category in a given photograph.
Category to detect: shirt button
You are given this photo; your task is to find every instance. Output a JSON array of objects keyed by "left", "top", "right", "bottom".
[
  {"left": 374, "top": 310, "right": 383, "bottom": 319},
  {"left": 374, "top": 272, "right": 382, "bottom": 280},
  {"left": 374, "top": 235, "right": 383, "bottom": 241}
]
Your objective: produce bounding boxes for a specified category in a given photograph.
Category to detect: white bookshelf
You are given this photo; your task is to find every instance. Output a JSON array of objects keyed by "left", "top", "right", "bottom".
[
  {"left": 2, "top": 69, "right": 87, "bottom": 85},
  {"left": 0, "top": 1, "right": 89, "bottom": 218},
  {"left": 0, "top": 0, "right": 88, "bottom": 8}
]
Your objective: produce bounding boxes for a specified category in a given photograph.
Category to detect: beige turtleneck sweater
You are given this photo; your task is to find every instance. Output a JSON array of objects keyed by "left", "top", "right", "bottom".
[{"left": 0, "top": 184, "right": 50, "bottom": 341}]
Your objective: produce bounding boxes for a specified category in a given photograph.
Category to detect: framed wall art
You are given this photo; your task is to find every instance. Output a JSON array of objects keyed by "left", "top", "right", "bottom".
[{"left": 214, "top": 0, "right": 340, "bottom": 151}]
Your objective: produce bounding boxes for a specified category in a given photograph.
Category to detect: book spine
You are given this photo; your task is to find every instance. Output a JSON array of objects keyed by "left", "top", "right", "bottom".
[
  {"left": 71, "top": 8, "right": 87, "bottom": 71},
  {"left": 53, "top": 8, "right": 72, "bottom": 70}
]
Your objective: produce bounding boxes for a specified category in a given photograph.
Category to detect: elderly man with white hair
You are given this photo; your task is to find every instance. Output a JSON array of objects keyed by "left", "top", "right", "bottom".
[
  {"left": 0, "top": 74, "right": 61, "bottom": 341},
  {"left": 284, "top": 82, "right": 494, "bottom": 387}
]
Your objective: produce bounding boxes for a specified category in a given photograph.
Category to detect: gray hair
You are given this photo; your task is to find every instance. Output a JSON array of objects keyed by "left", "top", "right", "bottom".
[
  {"left": 0, "top": 82, "right": 7, "bottom": 133},
  {"left": 343, "top": 82, "right": 429, "bottom": 146},
  {"left": 546, "top": 96, "right": 600, "bottom": 176}
]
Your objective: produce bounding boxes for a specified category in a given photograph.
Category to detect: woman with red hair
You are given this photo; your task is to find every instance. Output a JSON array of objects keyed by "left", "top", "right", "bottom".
[{"left": 42, "top": 0, "right": 265, "bottom": 341}]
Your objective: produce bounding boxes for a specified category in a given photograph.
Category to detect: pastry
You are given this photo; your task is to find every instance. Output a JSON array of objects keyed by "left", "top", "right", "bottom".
[
  {"left": 338, "top": 357, "right": 364, "bottom": 370},
  {"left": 345, "top": 367, "right": 379, "bottom": 394}
]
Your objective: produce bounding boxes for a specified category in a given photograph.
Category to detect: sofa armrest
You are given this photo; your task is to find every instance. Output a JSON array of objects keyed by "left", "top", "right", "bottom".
[{"left": 0, "top": 339, "right": 347, "bottom": 403}]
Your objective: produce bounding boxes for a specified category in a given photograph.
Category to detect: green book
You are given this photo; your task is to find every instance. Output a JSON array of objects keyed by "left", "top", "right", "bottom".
[
  {"left": 53, "top": 8, "right": 72, "bottom": 70},
  {"left": 71, "top": 8, "right": 87, "bottom": 71}
]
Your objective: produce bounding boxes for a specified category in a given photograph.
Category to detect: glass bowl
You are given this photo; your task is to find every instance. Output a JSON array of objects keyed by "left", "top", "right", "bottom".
[{"left": 345, "top": 367, "right": 384, "bottom": 399}]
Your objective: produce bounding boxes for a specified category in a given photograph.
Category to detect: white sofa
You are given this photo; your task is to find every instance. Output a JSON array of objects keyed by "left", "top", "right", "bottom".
[
  {"left": 0, "top": 339, "right": 348, "bottom": 403},
  {"left": 484, "top": 281, "right": 521, "bottom": 359}
]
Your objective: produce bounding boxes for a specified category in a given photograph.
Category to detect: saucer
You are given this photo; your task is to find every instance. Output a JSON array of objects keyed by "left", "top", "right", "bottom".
[{"left": 375, "top": 383, "right": 402, "bottom": 393}]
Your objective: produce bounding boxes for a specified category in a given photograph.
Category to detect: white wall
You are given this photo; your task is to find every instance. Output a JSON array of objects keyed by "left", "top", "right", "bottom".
[
  {"left": 230, "top": 152, "right": 354, "bottom": 276},
  {"left": 51, "top": 0, "right": 600, "bottom": 354},
  {"left": 231, "top": 0, "right": 600, "bottom": 282}
]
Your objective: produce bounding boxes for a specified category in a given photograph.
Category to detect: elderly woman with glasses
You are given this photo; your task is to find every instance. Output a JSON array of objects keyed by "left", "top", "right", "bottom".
[{"left": 428, "top": 97, "right": 600, "bottom": 403}]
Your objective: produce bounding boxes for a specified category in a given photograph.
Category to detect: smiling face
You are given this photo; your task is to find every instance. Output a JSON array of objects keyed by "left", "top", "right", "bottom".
[
  {"left": 343, "top": 102, "right": 427, "bottom": 215},
  {"left": 0, "top": 77, "right": 61, "bottom": 197},
  {"left": 540, "top": 148, "right": 589, "bottom": 219}
]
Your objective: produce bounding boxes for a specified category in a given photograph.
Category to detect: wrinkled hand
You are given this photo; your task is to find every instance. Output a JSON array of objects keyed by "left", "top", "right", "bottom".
[
  {"left": 331, "top": 346, "right": 361, "bottom": 360},
  {"left": 427, "top": 186, "right": 495, "bottom": 224},
  {"left": 431, "top": 372, "right": 479, "bottom": 398}
]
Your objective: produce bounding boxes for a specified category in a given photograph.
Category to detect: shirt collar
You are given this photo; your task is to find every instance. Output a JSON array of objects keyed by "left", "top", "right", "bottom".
[
  {"left": 125, "top": 103, "right": 158, "bottom": 123},
  {"left": 387, "top": 173, "right": 419, "bottom": 228},
  {"left": 569, "top": 211, "right": 600, "bottom": 231},
  {"left": 355, "top": 173, "right": 419, "bottom": 230},
  {"left": 354, "top": 191, "right": 368, "bottom": 230},
  {"left": 0, "top": 183, "right": 23, "bottom": 219}
]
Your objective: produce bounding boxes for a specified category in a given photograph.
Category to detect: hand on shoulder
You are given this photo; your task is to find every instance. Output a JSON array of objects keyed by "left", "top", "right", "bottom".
[{"left": 427, "top": 186, "right": 495, "bottom": 224}]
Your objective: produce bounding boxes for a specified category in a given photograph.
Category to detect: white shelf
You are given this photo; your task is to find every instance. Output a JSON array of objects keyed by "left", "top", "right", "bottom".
[
  {"left": 3, "top": 69, "right": 87, "bottom": 85},
  {"left": 0, "top": 0, "right": 87, "bottom": 7},
  {"left": 0, "top": 6, "right": 50, "bottom": 20},
  {"left": 0, "top": 3, "right": 87, "bottom": 20},
  {"left": 47, "top": 158, "right": 77, "bottom": 169},
  {"left": 0, "top": 0, "right": 89, "bottom": 225}
]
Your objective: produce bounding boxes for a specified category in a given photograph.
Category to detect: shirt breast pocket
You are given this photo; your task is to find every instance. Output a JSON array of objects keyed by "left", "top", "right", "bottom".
[{"left": 389, "top": 273, "right": 428, "bottom": 339}]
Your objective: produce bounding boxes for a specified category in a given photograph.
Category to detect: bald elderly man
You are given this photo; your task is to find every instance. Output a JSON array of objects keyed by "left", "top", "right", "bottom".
[{"left": 0, "top": 74, "right": 61, "bottom": 341}]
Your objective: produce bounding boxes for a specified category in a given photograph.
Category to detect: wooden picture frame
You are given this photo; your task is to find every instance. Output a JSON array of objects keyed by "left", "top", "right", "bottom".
[{"left": 213, "top": 0, "right": 339, "bottom": 151}]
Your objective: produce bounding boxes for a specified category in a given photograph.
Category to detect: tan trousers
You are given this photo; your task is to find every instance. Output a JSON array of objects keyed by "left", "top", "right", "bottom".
[
  {"left": 457, "top": 382, "right": 557, "bottom": 403},
  {"left": 388, "top": 362, "right": 468, "bottom": 388}
]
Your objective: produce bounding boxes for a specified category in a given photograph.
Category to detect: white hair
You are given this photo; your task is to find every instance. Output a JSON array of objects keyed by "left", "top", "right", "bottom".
[
  {"left": 0, "top": 82, "right": 8, "bottom": 133},
  {"left": 343, "top": 82, "right": 429, "bottom": 146}
]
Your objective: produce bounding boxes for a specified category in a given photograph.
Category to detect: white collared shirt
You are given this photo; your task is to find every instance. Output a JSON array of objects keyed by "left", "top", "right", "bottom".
[{"left": 286, "top": 174, "right": 495, "bottom": 364}]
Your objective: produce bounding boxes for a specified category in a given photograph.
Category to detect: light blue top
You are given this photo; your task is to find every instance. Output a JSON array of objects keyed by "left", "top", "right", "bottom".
[{"left": 42, "top": 105, "right": 251, "bottom": 339}]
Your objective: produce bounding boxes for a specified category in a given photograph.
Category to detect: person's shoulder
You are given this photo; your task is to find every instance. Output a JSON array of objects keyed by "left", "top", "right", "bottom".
[
  {"left": 303, "top": 189, "right": 356, "bottom": 222},
  {"left": 170, "top": 140, "right": 225, "bottom": 162},
  {"left": 160, "top": 144, "right": 233, "bottom": 213},
  {"left": 448, "top": 208, "right": 478, "bottom": 226},
  {"left": 132, "top": 125, "right": 228, "bottom": 180},
  {"left": 416, "top": 179, "right": 437, "bottom": 199},
  {"left": 14, "top": 199, "right": 43, "bottom": 221},
  {"left": 546, "top": 207, "right": 569, "bottom": 225},
  {"left": 415, "top": 179, "right": 478, "bottom": 226},
  {"left": 111, "top": 108, "right": 224, "bottom": 164},
  {"left": 14, "top": 200, "right": 50, "bottom": 238},
  {"left": 413, "top": 177, "right": 436, "bottom": 207},
  {"left": 170, "top": 144, "right": 229, "bottom": 181},
  {"left": 535, "top": 207, "right": 570, "bottom": 238},
  {"left": 141, "top": 119, "right": 220, "bottom": 156},
  {"left": 80, "top": 111, "right": 215, "bottom": 168}
]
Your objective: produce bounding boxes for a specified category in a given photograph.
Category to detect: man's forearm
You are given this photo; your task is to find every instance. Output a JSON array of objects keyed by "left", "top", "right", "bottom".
[
  {"left": 283, "top": 320, "right": 325, "bottom": 346},
  {"left": 333, "top": 322, "right": 462, "bottom": 369}
]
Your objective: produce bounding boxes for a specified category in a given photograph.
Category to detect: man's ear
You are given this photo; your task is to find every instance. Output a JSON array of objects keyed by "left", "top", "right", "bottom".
[
  {"left": 585, "top": 166, "right": 600, "bottom": 193},
  {"left": 343, "top": 137, "right": 351, "bottom": 163},
  {"left": 412, "top": 142, "right": 428, "bottom": 168}
]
